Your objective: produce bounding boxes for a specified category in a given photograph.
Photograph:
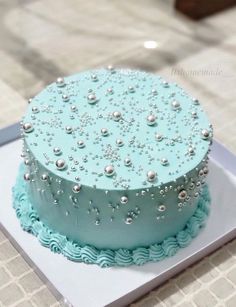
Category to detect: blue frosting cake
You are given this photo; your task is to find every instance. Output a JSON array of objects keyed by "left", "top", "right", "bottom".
[{"left": 13, "top": 67, "right": 213, "bottom": 267}]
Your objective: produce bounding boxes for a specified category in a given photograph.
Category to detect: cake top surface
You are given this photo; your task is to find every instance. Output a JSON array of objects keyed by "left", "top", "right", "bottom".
[{"left": 22, "top": 68, "right": 212, "bottom": 190}]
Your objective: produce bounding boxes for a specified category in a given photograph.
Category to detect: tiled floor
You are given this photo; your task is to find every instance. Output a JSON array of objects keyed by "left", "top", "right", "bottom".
[{"left": 0, "top": 0, "right": 236, "bottom": 306}]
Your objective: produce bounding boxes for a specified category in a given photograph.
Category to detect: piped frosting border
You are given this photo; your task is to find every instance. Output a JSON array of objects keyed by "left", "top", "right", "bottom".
[{"left": 12, "top": 164, "right": 211, "bottom": 267}]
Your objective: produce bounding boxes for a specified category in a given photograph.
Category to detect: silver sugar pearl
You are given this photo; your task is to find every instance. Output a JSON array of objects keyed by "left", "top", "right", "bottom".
[
  {"left": 120, "top": 196, "right": 128, "bottom": 204},
  {"left": 161, "top": 157, "right": 168, "bottom": 166},
  {"left": 87, "top": 93, "right": 97, "bottom": 104},
  {"left": 32, "top": 106, "right": 39, "bottom": 114},
  {"left": 116, "top": 139, "right": 124, "bottom": 147},
  {"left": 55, "top": 159, "right": 66, "bottom": 170},
  {"left": 104, "top": 165, "right": 115, "bottom": 177},
  {"left": 112, "top": 111, "right": 121, "bottom": 121},
  {"left": 178, "top": 190, "right": 187, "bottom": 200},
  {"left": 91, "top": 74, "right": 98, "bottom": 81},
  {"left": 125, "top": 216, "right": 133, "bottom": 224},
  {"left": 62, "top": 94, "right": 69, "bottom": 102},
  {"left": 71, "top": 105, "right": 77, "bottom": 112},
  {"left": 24, "top": 173, "right": 31, "bottom": 181},
  {"left": 41, "top": 174, "right": 48, "bottom": 181},
  {"left": 188, "top": 147, "right": 195, "bottom": 155},
  {"left": 171, "top": 100, "right": 181, "bottom": 110},
  {"left": 152, "top": 89, "right": 158, "bottom": 95},
  {"left": 128, "top": 86, "right": 135, "bottom": 93},
  {"left": 28, "top": 98, "right": 32, "bottom": 104},
  {"left": 56, "top": 77, "right": 65, "bottom": 87},
  {"left": 24, "top": 159, "right": 30, "bottom": 165},
  {"left": 147, "top": 114, "right": 156, "bottom": 126},
  {"left": 158, "top": 205, "right": 166, "bottom": 212},
  {"left": 107, "top": 88, "right": 113, "bottom": 94},
  {"left": 53, "top": 147, "right": 61, "bottom": 155},
  {"left": 162, "top": 80, "right": 169, "bottom": 88},
  {"left": 65, "top": 126, "right": 73, "bottom": 134},
  {"left": 203, "top": 167, "right": 209, "bottom": 175},
  {"left": 101, "top": 128, "right": 109, "bottom": 136},
  {"left": 147, "top": 170, "right": 157, "bottom": 182},
  {"left": 72, "top": 184, "right": 81, "bottom": 193},
  {"left": 191, "top": 111, "right": 198, "bottom": 118},
  {"left": 107, "top": 64, "right": 115, "bottom": 72},
  {"left": 77, "top": 140, "right": 85, "bottom": 148},
  {"left": 192, "top": 98, "right": 199, "bottom": 105},
  {"left": 124, "top": 157, "right": 132, "bottom": 166},
  {"left": 155, "top": 133, "right": 163, "bottom": 141},
  {"left": 199, "top": 169, "right": 204, "bottom": 176},
  {"left": 201, "top": 129, "right": 210, "bottom": 140},
  {"left": 22, "top": 122, "right": 34, "bottom": 133}
]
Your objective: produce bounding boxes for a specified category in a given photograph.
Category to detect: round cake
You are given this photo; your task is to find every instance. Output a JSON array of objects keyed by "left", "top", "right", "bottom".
[{"left": 13, "top": 67, "right": 213, "bottom": 267}]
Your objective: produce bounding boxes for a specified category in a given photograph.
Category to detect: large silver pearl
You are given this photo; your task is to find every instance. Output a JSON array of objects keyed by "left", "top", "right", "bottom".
[
  {"left": 53, "top": 147, "right": 61, "bottom": 155},
  {"left": 41, "top": 174, "right": 48, "bottom": 181},
  {"left": 161, "top": 157, "right": 168, "bottom": 166},
  {"left": 112, "top": 111, "right": 121, "bottom": 121},
  {"left": 32, "top": 106, "right": 39, "bottom": 113},
  {"left": 188, "top": 147, "right": 195, "bottom": 155},
  {"left": 104, "top": 165, "right": 115, "bottom": 177},
  {"left": 124, "top": 157, "right": 132, "bottom": 166},
  {"left": 116, "top": 139, "right": 124, "bottom": 147},
  {"left": 24, "top": 173, "right": 31, "bottom": 181},
  {"left": 147, "top": 114, "right": 156, "bottom": 126},
  {"left": 56, "top": 159, "right": 66, "bottom": 170},
  {"left": 72, "top": 184, "right": 81, "bottom": 193},
  {"left": 62, "top": 94, "right": 69, "bottom": 102},
  {"left": 65, "top": 126, "right": 73, "bottom": 134},
  {"left": 77, "top": 140, "right": 85, "bottom": 148},
  {"left": 101, "top": 128, "right": 109, "bottom": 136},
  {"left": 201, "top": 129, "right": 210, "bottom": 140},
  {"left": 125, "top": 216, "right": 133, "bottom": 224},
  {"left": 23, "top": 122, "right": 34, "bottom": 133},
  {"left": 155, "top": 133, "right": 163, "bottom": 141},
  {"left": 56, "top": 77, "right": 65, "bottom": 87},
  {"left": 147, "top": 170, "right": 157, "bottom": 182},
  {"left": 120, "top": 196, "right": 128, "bottom": 204},
  {"left": 171, "top": 100, "right": 181, "bottom": 110},
  {"left": 178, "top": 190, "right": 187, "bottom": 200},
  {"left": 87, "top": 93, "right": 97, "bottom": 104}
]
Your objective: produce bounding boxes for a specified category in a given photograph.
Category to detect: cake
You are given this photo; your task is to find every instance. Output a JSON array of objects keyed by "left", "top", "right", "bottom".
[{"left": 13, "top": 67, "right": 213, "bottom": 267}]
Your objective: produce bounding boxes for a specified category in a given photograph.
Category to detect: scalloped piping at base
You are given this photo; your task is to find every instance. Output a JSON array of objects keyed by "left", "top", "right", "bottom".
[{"left": 12, "top": 164, "right": 211, "bottom": 267}]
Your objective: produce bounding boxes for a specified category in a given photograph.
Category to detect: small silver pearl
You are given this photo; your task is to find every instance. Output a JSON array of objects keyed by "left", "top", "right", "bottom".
[
  {"left": 158, "top": 205, "right": 166, "bottom": 212},
  {"left": 53, "top": 147, "right": 61, "bottom": 155},
  {"left": 147, "top": 170, "right": 157, "bottom": 182},
  {"left": 128, "top": 86, "right": 135, "bottom": 93},
  {"left": 120, "top": 196, "right": 128, "bottom": 204},
  {"left": 171, "top": 100, "right": 181, "bottom": 110},
  {"left": 107, "top": 88, "right": 113, "bottom": 94},
  {"left": 101, "top": 128, "right": 109, "bottom": 136},
  {"left": 41, "top": 174, "right": 48, "bottom": 181},
  {"left": 152, "top": 89, "right": 158, "bottom": 95},
  {"left": 203, "top": 167, "right": 209, "bottom": 175},
  {"left": 87, "top": 93, "right": 97, "bottom": 104},
  {"left": 192, "top": 98, "right": 199, "bottom": 105},
  {"left": 72, "top": 184, "right": 81, "bottom": 193},
  {"left": 24, "top": 173, "right": 31, "bottom": 181},
  {"left": 201, "top": 129, "right": 210, "bottom": 140},
  {"left": 155, "top": 133, "right": 163, "bottom": 141},
  {"left": 22, "top": 122, "right": 34, "bottom": 133},
  {"left": 178, "top": 190, "right": 187, "bottom": 200},
  {"left": 24, "top": 159, "right": 30, "bottom": 165},
  {"left": 28, "top": 98, "right": 32, "bottom": 104},
  {"left": 65, "top": 126, "right": 73, "bottom": 134},
  {"left": 191, "top": 111, "right": 198, "bottom": 118},
  {"left": 71, "top": 105, "right": 77, "bottom": 112},
  {"left": 95, "top": 218, "right": 100, "bottom": 226},
  {"left": 112, "top": 111, "right": 121, "bottom": 121},
  {"left": 91, "top": 74, "right": 98, "bottom": 82},
  {"left": 62, "top": 94, "right": 69, "bottom": 102},
  {"left": 162, "top": 80, "right": 169, "bottom": 88},
  {"left": 56, "top": 159, "right": 66, "bottom": 170},
  {"left": 56, "top": 77, "right": 65, "bottom": 87},
  {"left": 124, "top": 157, "right": 132, "bottom": 166},
  {"left": 116, "top": 139, "right": 124, "bottom": 147},
  {"left": 147, "top": 114, "right": 156, "bottom": 126},
  {"left": 188, "top": 147, "right": 195, "bottom": 155},
  {"left": 125, "top": 216, "right": 133, "bottom": 224},
  {"left": 77, "top": 140, "right": 85, "bottom": 148},
  {"left": 104, "top": 165, "right": 115, "bottom": 177},
  {"left": 107, "top": 64, "right": 115, "bottom": 72},
  {"left": 161, "top": 157, "right": 168, "bottom": 166},
  {"left": 32, "top": 106, "right": 39, "bottom": 113},
  {"left": 199, "top": 169, "right": 204, "bottom": 177}
]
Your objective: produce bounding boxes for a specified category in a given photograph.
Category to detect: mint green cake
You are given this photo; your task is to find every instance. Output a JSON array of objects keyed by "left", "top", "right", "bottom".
[{"left": 13, "top": 67, "right": 213, "bottom": 267}]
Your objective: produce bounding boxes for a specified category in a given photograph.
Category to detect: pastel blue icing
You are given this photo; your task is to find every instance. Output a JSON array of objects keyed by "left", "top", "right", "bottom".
[{"left": 19, "top": 68, "right": 213, "bottom": 251}]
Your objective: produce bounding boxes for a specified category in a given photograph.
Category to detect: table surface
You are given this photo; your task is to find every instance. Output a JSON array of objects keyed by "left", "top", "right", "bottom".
[{"left": 0, "top": 0, "right": 236, "bottom": 306}]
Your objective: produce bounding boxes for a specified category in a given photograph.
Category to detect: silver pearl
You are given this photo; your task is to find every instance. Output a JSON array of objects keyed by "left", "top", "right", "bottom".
[
  {"left": 147, "top": 114, "right": 156, "bottom": 126},
  {"left": 178, "top": 190, "right": 187, "bottom": 200},
  {"left": 56, "top": 159, "right": 66, "bottom": 170},
  {"left": 22, "top": 122, "right": 34, "bottom": 133},
  {"left": 95, "top": 218, "right": 100, "bottom": 226},
  {"left": 192, "top": 98, "right": 199, "bottom": 105},
  {"left": 116, "top": 139, "right": 124, "bottom": 147},
  {"left": 112, "top": 111, "right": 121, "bottom": 121},
  {"left": 24, "top": 159, "right": 30, "bottom": 165},
  {"left": 162, "top": 81, "right": 169, "bottom": 88},
  {"left": 107, "top": 64, "right": 115, "bottom": 72},
  {"left": 124, "top": 157, "right": 132, "bottom": 166},
  {"left": 201, "top": 129, "right": 210, "bottom": 140},
  {"left": 65, "top": 126, "right": 73, "bottom": 134},
  {"left": 71, "top": 105, "right": 77, "bottom": 112},
  {"left": 77, "top": 140, "right": 85, "bottom": 148},
  {"left": 161, "top": 157, "right": 168, "bottom": 166},
  {"left": 32, "top": 106, "right": 39, "bottom": 113},
  {"left": 125, "top": 216, "right": 133, "bottom": 224},
  {"left": 203, "top": 167, "right": 208, "bottom": 175},
  {"left": 128, "top": 86, "right": 135, "bottom": 93},
  {"left": 158, "top": 205, "right": 166, "bottom": 212},
  {"left": 155, "top": 133, "right": 163, "bottom": 141},
  {"left": 104, "top": 165, "right": 115, "bottom": 177},
  {"left": 107, "top": 88, "right": 113, "bottom": 94},
  {"left": 87, "top": 93, "right": 97, "bottom": 104},
  {"left": 147, "top": 170, "right": 157, "bottom": 182},
  {"left": 171, "top": 100, "right": 181, "bottom": 110},
  {"left": 62, "top": 94, "right": 69, "bottom": 102},
  {"left": 199, "top": 169, "right": 204, "bottom": 177},
  {"left": 188, "top": 147, "right": 195, "bottom": 155},
  {"left": 28, "top": 98, "right": 32, "bottom": 104},
  {"left": 120, "top": 196, "right": 128, "bottom": 204},
  {"left": 191, "top": 111, "right": 198, "bottom": 118},
  {"left": 72, "top": 184, "right": 81, "bottom": 193},
  {"left": 152, "top": 89, "right": 158, "bottom": 95},
  {"left": 53, "top": 147, "right": 61, "bottom": 155},
  {"left": 56, "top": 77, "right": 65, "bottom": 87},
  {"left": 91, "top": 74, "right": 98, "bottom": 82},
  {"left": 24, "top": 173, "right": 30, "bottom": 181},
  {"left": 101, "top": 128, "right": 109, "bottom": 136},
  {"left": 41, "top": 174, "right": 48, "bottom": 181}
]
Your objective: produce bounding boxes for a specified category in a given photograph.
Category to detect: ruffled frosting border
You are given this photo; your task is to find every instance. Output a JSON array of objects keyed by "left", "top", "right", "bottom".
[{"left": 12, "top": 164, "right": 211, "bottom": 267}]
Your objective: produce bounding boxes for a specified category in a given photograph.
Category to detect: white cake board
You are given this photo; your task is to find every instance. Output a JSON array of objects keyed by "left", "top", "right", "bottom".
[{"left": 0, "top": 139, "right": 236, "bottom": 307}]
